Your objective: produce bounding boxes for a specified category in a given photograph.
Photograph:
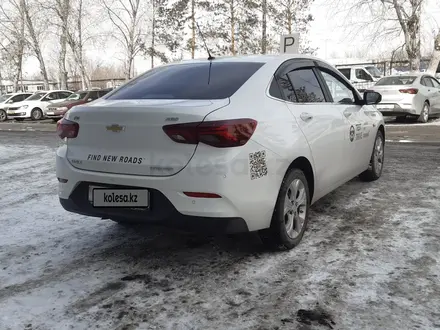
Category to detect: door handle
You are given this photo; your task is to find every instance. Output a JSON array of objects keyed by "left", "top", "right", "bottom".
[
  {"left": 343, "top": 110, "right": 353, "bottom": 118},
  {"left": 300, "top": 112, "right": 313, "bottom": 121}
]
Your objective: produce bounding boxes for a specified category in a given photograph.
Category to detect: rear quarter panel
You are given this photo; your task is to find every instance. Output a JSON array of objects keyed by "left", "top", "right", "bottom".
[{"left": 203, "top": 61, "right": 315, "bottom": 229}]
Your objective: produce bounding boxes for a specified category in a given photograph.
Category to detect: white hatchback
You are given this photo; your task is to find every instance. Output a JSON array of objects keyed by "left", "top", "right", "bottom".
[{"left": 56, "top": 54, "right": 385, "bottom": 250}]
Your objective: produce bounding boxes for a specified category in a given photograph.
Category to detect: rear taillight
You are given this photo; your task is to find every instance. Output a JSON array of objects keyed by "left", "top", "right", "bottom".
[
  {"left": 399, "top": 88, "right": 418, "bottom": 94},
  {"left": 162, "top": 118, "right": 258, "bottom": 148},
  {"left": 57, "top": 118, "right": 79, "bottom": 139}
]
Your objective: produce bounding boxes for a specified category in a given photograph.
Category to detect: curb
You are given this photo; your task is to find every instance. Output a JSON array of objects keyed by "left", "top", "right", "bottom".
[{"left": 385, "top": 139, "right": 440, "bottom": 146}]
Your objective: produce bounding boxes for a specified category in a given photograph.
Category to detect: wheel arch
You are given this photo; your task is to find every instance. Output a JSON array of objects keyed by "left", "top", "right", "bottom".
[
  {"left": 378, "top": 124, "right": 385, "bottom": 140},
  {"left": 284, "top": 156, "right": 315, "bottom": 203}
]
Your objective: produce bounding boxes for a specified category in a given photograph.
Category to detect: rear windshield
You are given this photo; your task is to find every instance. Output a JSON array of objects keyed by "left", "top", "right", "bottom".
[
  {"left": 106, "top": 61, "right": 265, "bottom": 100},
  {"left": 375, "top": 76, "right": 416, "bottom": 86}
]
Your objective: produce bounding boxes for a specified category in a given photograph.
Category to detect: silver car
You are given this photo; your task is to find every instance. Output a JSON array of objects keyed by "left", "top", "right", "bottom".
[{"left": 368, "top": 74, "right": 440, "bottom": 123}]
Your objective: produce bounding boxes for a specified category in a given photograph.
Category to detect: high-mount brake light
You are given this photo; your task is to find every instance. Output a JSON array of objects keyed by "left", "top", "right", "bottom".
[
  {"left": 162, "top": 118, "right": 258, "bottom": 148},
  {"left": 399, "top": 88, "right": 418, "bottom": 94},
  {"left": 57, "top": 118, "right": 79, "bottom": 139}
]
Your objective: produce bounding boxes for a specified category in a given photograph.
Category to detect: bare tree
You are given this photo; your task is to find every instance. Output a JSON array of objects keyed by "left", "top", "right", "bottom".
[
  {"left": 331, "top": 0, "right": 424, "bottom": 72},
  {"left": 0, "top": 1, "right": 26, "bottom": 92},
  {"left": 427, "top": 31, "right": 440, "bottom": 74},
  {"left": 43, "top": 0, "right": 71, "bottom": 89},
  {"left": 66, "top": 0, "right": 92, "bottom": 89},
  {"left": 102, "top": 0, "right": 147, "bottom": 80},
  {"left": 22, "top": 0, "right": 50, "bottom": 88}
]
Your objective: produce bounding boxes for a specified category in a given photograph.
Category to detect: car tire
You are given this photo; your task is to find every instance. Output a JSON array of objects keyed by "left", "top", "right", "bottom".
[
  {"left": 359, "top": 130, "right": 384, "bottom": 182},
  {"left": 31, "top": 108, "right": 43, "bottom": 121},
  {"left": 418, "top": 102, "right": 430, "bottom": 123},
  {"left": 259, "top": 169, "right": 310, "bottom": 251},
  {"left": 0, "top": 109, "right": 7, "bottom": 122}
]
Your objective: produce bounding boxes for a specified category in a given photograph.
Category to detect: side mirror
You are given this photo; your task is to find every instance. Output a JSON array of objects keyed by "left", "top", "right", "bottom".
[
  {"left": 87, "top": 98, "right": 93, "bottom": 102},
  {"left": 7, "top": 100, "right": 14, "bottom": 103},
  {"left": 364, "top": 91, "right": 382, "bottom": 105}
]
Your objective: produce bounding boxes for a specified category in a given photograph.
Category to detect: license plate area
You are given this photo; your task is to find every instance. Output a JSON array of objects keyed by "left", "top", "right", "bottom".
[{"left": 89, "top": 186, "right": 150, "bottom": 208}]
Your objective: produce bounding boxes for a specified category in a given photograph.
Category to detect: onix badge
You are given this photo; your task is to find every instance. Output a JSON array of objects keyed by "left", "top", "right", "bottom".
[{"left": 106, "top": 124, "right": 125, "bottom": 133}]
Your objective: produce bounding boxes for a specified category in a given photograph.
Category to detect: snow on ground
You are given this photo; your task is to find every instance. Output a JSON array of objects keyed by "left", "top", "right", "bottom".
[{"left": 1, "top": 132, "right": 440, "bottom": 330}]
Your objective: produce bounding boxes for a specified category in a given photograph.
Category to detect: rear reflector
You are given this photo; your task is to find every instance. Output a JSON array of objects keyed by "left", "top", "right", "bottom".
[
  {"left": 399, "top": 88, "right": 418, "bottom": 94},
  {"left": 183, "top": 192, "right": 222, "bottom": 198},
  {"left": 163, "top": 118, "right": 258, "bottom": 148},
  {"left": 57, "top": 118, "right": 79, "bottom": 139}
]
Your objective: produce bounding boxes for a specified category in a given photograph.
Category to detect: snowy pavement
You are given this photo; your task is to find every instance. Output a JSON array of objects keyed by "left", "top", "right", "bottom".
[{"left": 1, "top": 132, "right": 440, "bottom": 330}]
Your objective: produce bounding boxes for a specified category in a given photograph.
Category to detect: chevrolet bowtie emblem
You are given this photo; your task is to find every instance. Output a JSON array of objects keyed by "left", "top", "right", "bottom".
[{"left": 106, "top": 124, "right": 125, "bottom": 132}]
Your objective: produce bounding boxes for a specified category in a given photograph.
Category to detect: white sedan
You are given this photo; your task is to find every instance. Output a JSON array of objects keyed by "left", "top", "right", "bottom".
[
  {"left": 56, "top": 54, "right": 385, "bottom": 250},
  {"left": 6, "top": 90, "right": 73, "bottom": 121},
  {"left": 369, "top": 74, "right": 440, "bottom": 123}
]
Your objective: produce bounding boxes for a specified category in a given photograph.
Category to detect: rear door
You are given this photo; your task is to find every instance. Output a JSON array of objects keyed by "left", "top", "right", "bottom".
[
  {"left": 274, "top": 59, "right": 350, "bottom": 196},
  {"left": 427, "top": 77, "right": 440, "bottom": 113},
  {"left": 315, "top": 63, "right": 374, "bottom": 175}
]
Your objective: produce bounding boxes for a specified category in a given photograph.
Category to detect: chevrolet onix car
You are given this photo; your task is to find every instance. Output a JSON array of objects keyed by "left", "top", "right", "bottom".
[
  {"left": 56, "top": 54, "right": 385, "bottom": 250},
  {"left": 369, "top": 74, "right": 440, "bottom": 123}
]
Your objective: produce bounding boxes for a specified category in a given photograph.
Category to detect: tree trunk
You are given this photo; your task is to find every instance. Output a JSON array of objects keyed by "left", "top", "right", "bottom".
[
  {"left": 59, "top": 30, "right": 68, "bottom": 89},
  {"left": 230, "top": 0, "right": 235, "bottom": 55},
  {"left": 261, "top": 0, "right": 267, "bottom": 54},
  {"left": 13, "top": 11, "right": 26, "bottom": 92},
  {"left": 427, "top": 32, "right": 440, "bottom": 75},
  {"left": 191, "top": 0, "right": 195, "bottom": 59},
  {"left": 287, "top": 8, "right": 292, "bottom": 34},
  {"left": 22, "top": 0, "right": 49, "bottom": 89}
]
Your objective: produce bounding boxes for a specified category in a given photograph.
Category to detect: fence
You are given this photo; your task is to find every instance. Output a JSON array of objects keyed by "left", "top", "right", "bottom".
[{"left": 66, "top": 78, "right": 127, "bottom": 91}]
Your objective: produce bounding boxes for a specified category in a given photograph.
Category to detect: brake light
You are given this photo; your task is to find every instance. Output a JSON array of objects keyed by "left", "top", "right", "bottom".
[
  {"left": 162, "top": 118, "right": 258, "bottom": 148},
  {"left": 57, "top": 118, "right": 79, "bottom": 139},
  {"left": 399, "top": 88, "right": 418, "bottom": 94}
]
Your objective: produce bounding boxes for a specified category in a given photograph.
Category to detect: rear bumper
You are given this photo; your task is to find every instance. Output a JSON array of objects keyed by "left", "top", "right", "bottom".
[
  {"left": 376, "top": 103, "right": 418, "bottom": 116},
  {"left": 56, "top": 143, "right": 280, "bottom": 232},
  {"left": 59, "top": 184, "right": 249, "bottom": 234}
]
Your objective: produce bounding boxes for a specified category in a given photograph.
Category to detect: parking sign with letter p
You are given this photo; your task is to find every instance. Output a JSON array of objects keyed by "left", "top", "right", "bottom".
[{"left": 280, "top": 33, "right": 300, "bottom": 54}]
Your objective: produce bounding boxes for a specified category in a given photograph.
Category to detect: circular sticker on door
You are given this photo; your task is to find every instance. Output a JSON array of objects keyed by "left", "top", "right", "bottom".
[{"left": 349, "top": 125, "right": 355, "bottom": 142}]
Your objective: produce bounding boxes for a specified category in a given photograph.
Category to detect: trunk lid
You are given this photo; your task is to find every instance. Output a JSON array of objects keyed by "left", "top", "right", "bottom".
[
  {"left": 369, "top": 85, "right": 413, "bottom": 103},
  {"left": 65, "top": 99, "right": 229, "bottom": 176}
]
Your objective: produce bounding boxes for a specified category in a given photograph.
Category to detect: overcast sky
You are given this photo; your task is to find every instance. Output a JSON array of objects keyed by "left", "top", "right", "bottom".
[{"left": 21, "top": 0, "right": 440, "bottom": 78}]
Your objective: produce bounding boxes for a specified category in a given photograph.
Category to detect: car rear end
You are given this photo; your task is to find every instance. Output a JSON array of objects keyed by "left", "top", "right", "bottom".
[
  {"left": 56, "top": 59, "right": 274, "bottom": 233},
  {"left": 368, "top": 75, "right": 422, "bottom": 116}
]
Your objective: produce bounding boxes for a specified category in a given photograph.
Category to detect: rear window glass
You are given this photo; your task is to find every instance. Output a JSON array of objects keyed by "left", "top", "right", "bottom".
[
  {"left": 375, "top": 76, "right": 416, "bottom": 85},
  {"left": 106, "top": 62, "right": 265, "bottom": 100}
]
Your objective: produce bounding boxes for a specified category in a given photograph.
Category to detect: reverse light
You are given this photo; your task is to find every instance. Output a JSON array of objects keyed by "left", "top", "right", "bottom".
[
  {"left": 399, "top": 88, "right": 418, "bottom": 94},
  {"left": 162, "top": 118, "right": 258, "bottom": 148},
  {"left": 183, "top": 192, "right": 222, "bottom": 198},
  {"left": 57, "top": 118, "right": 79, "bottom": 139}
]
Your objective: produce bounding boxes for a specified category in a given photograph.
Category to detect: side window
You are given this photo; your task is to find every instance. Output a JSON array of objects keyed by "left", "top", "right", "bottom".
[
  {"left": 11, "top": 95, "right": 24, "bottom": 102},
  {"left": 46, "top": 92, "right": 57, "bottom": 100},
  {"left": 269, "top": 77, "right": 283, "bottom": 100},
  {"left": 88, "top": 91, "right": 99, "bottom": 100},
  {"left": 338, "top": 68, "right": 351, "bottom": 80},
  {"left": 320, "top": 71, "right": 355, "bottom": 104},
  {"left": 286, "top": 69, "right": 326, "bottom": 103},
  {"left": 355, "top": 69, "right": 372, "bottom": 81},
  {"left": 277, "top": 74, "right": 297, "bottom": 102},
  {"left": 429, "top": 78, "right": 439, "bottom": 88},
  {"left": 422, "top": 77, "right": 434, "bottom": 87},
  {"left": 58, "top": 92, "right": 72, "bottom": 99}
]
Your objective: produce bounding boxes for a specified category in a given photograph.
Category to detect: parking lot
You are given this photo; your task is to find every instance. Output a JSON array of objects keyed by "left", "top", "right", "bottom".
[{"left": 0, "top": 120, "right": 439, "bottom": 330}]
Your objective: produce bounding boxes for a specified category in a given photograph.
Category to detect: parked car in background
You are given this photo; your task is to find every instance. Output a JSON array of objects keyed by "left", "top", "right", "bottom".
[
  {"left": 0, "top": 92, "right": 33, "bottom": 122},
  {"left": 46, "top": 88, "right": 113, "bottom": 121},
  {"left": 367, "top": 73, "right": 440, "bottom": 123},
  {"left": 336, "top": 64, "right": 383, "bottom": 92},
  {"left": 5, "top": 90, "right": 73, "bottom": 121}
]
